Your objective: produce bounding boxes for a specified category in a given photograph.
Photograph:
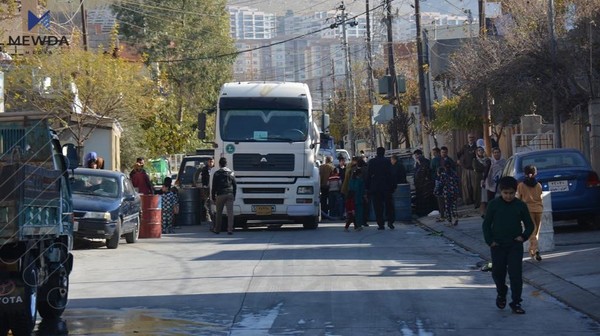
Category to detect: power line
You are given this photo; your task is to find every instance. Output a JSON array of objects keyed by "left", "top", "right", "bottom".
[{"left": 153, "top": 0, "right": 391, "bottom": 63}]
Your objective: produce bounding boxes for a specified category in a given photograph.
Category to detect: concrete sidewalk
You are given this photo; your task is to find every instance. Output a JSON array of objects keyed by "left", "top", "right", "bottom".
[{"left": 415, "top": 205, "right": 600, "bottom": 322}]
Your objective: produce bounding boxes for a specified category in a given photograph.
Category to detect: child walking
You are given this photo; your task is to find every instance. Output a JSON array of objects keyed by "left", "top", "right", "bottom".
[
  {"left": 343, "top": 190, "right": 361, "bottom": 231},
  {"left": 516, "top": 165, "right": 544, "bottom": 261},
  {"left": 482, "top": 176, "right": 534, "bottom": 314},
  {"left": 160, "top": 177, "right": 179, "bottom": 234}
]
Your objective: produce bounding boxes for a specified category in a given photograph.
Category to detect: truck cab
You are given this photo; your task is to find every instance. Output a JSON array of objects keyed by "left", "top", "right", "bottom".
[
  {"left": 200, "top": 82, "right": 321, "bottom": 229},
  {"left": 0, "top": 111, "right": 76, "bottom": 334}
]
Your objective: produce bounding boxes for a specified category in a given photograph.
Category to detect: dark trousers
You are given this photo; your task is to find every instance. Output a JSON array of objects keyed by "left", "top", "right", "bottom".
[
  {"left": 372, "top": 191, "right": 394, "bottom": 228},
  {"left": 320, "top": 186, "right": 330, "bottom": 214},
  {"left": 491, "top": 241, "right": 524, "bottom": 304}
]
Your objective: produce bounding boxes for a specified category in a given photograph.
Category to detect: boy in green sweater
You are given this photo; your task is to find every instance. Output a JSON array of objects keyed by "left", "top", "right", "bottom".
[{"left": 482, "top": 176, "right": 534, "bottom": 314}]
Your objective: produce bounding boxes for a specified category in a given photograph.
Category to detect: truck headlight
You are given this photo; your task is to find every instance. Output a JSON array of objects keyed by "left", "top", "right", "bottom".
[
  {"left": 83, "top": 211, "right": 112, "bottom": 220},
  {"left": 297, "top": 186, "right": 313, "bottom": 194}
]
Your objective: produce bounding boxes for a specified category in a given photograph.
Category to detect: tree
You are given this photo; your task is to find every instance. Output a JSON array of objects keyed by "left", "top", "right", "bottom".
[
  {"left": 447, "top": 0, "right": 600, "bottom": 133},
  {"left": 4, "top": 48, "right": 158, "bottom": 163},
  {"left": 112, "top": 0, "right": 236, "bottom": 153}
]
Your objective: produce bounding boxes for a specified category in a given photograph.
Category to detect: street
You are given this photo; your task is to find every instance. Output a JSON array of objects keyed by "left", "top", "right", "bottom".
[{"left": 46, "top": 221, "right": 600, "bottom": 335}]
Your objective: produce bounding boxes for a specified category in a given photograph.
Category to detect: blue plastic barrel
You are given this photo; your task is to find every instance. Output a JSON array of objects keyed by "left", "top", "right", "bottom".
[{"left": 394, "top": 184, "right": 412, "bottom": 221}]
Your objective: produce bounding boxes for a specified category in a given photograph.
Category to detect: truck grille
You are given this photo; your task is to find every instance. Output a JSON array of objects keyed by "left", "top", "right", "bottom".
[
  {"left": 243, "top": 198, "right": 285, "bottom": 205},
  {"left": 242, "top": 187, "right": 286, "bottom": 194},
  {"left": 233, "top": 154, "right": 294, "bottom": 172}
]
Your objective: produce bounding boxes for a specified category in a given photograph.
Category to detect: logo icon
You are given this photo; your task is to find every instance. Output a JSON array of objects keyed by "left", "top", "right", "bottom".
[
  {"left": 225, "top": 144, "right": 235, "bottom": 154},
  {"left": 28, "top": 10, "right": 51, "bottom": 31},
  {"left": 0, "top": 280, "right": 16, "bottom": 296}
]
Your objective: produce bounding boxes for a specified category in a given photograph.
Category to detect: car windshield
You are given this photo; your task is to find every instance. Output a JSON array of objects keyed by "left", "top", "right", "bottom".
[
  {"left": 178, "top": 158, "right": 210, "bottom": 185},
  {"left": 520, "top": 152, "right": 587, "bottom": 171},
  {"left": 71, "top": 175, "right": 119, "bottom": 198},
  {"left": 219, "top": 109, "right": 308, "bottom": 142}
]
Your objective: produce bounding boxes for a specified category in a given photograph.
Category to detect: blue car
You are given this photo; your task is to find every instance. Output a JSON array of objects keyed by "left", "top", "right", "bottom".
[
  {"left": 71, "top": 168, "right": 142, "bottom": 249},
  {"left": 502, "top": 148, "right": 600, "bottom": 227}
]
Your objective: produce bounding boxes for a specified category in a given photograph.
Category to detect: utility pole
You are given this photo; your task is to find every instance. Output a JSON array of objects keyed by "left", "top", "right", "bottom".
[
  {"left": 549, "top": 0, "right": 561, "bottom": 148},
  {"left": 479, "top": 0, "right": 492, "bottom": 155},
  {"left": 366, "top": 0, "right": 376, "bottom": 150},
  {"left": 386, "top": 0, "right": 399, "bottom": 149},
  {"left": 415, "top": 0, "right": 429, "bottom": 153},
  {"left": 80, "top": 0, "right": 88, "bottom": 51},
  {"left": 333, "top": 1, "right": 357, "bottom": 155}
]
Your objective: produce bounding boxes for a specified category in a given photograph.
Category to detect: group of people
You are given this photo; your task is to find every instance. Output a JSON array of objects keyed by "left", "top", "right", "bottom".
[
  {"left": 319, "top": 147, "right": 408, "bottom": 231},
  {"left": 423, "top": 134, "right": 508, "bottom": 227},
  {"left": 128, "top": 156, "right": 237, "bottom": 235}
]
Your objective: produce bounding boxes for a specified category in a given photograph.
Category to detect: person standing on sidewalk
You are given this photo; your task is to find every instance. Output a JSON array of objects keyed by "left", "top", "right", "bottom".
[
  {"left": 319, "top": 156, "right": 335, "bottom": 217},
  {"left": 130, "top": 157, "right": 154, "bottom": 195},
  {"left": 211, "top": 157, "right": 237, "bottom": 235},
  {"left": 199, "top": 158, "right": 215, "bottom": 225},
  {"left": 516, "top": 165, "right": 544, "bottom": 262},
  {"left": 482, "top": 176, "right": 534, "bottom": 314},
  {"left": 365, "top": 147, "right": 396, "bottom": 230},
  {"left": 457, "top": 134, "right": 478, "bottom": 206},
  {"left": 473, "top": 147, "right": 491, "bottom": 217}
]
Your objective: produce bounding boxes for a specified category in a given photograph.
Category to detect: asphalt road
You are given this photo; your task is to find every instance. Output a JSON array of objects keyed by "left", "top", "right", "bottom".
[{"left": 37, "top": 221, "right": 600, "bottom": 335}]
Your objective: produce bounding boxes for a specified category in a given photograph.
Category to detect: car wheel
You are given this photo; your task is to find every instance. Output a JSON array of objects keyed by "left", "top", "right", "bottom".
[
  {"left": 106, "top": 219, "right": 121, "bottom": 249},
  {"left": 37, "top": 263, "right": 69, "bottom": 320},
  {"left": 125, "top": 215, "right": 140, "bottom": 243}
]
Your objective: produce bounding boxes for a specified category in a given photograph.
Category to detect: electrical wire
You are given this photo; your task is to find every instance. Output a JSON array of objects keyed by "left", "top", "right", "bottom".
[{"left": 153, "top": 0, "right": 391, "bottom": 63}]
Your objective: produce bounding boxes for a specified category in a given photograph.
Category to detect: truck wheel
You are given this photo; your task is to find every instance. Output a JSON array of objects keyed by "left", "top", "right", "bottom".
[
  {"left": 302, "top": 216, "right": 319, "bottom": 230},
  {"left": 0, "top": 316, "right": 9, "bottom": 335},
  {"left": 37, "top": 264, "right": 69, "bottom": 320},
  {"left": 125, "top": 216, "right": 140, "bottom": 243},
  {"left": 234, "top": 217, "right": 246, "bottom": 228},
  {"left": 10, "top": 255, "right": 38, "bottom": 336},
  {"left": 106, "top": 219, "right": 121, "bottom": 249}
]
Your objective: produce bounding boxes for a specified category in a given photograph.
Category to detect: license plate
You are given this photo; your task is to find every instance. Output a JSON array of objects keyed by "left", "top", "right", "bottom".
[
  {"left": 254, "top": 205, "right": 274, "bottom": 216},
  {"left": 548, "top": 180, "right": 569, "bottom": 192}
]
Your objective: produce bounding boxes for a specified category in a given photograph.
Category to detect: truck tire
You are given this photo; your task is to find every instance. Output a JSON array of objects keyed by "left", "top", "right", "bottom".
[
  {"left": 10, "top": 254, "right": 38, "bottom": 336},
  {"left": 125, "top": 215, "right": 140, "bottom": 243},
  {"left": 106, "top": 219, "right": 121, "bottom": 249},
  {"left": 302, "top": 216, "right": 319, "bottom": 230},
  {"left": 0, "top": 316, "right": 9, "bottom": 335},
  {"left": 37, "top": 264, "right": 69, "bottom": 320}
]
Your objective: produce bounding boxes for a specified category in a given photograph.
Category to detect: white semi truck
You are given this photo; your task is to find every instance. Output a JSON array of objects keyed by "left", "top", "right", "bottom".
[{"left": 198, "top": 82, "right": 322, "bottom": 229}]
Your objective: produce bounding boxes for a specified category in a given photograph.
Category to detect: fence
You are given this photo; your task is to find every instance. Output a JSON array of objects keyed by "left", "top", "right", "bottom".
[{"left": 512, "top": 133, "right": 554, "bottom": 154}]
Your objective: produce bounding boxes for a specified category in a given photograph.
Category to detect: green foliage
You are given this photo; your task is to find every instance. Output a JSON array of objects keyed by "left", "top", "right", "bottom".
[
  {"left": 432, "top": 95, "right": 482, "bottom": 131},
  {"left": 112, "top": 0, "right": 236, "bottom": 147}
]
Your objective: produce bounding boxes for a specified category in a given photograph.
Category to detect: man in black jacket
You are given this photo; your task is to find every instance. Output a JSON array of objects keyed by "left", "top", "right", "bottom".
[
  {"left": 211, "top": 158, "right": 237, "bottom": 234},
  {"left": 365, "top": 147, "right": 396, "bottom": 230}
]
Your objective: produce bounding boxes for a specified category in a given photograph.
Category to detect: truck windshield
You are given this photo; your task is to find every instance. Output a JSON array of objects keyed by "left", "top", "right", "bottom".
[{"left": 219, "top": 109, "right": 308, "bottom": 142}]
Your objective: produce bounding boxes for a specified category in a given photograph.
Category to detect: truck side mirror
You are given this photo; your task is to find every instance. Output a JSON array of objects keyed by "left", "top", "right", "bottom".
[{"left": 197, "top": 113, "right": 206, "bottom": 139}]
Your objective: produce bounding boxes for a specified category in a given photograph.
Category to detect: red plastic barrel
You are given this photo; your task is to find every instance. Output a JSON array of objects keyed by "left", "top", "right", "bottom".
[{"left": 139, "top": 195, "right": 162, "bottom": 238}]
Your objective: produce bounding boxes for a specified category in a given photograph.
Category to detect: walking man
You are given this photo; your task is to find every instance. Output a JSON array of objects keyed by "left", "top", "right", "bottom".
[
  {"left": 365, "top": 147, "right": 396, "bottom": 230},
  {"left": 211, "top": 157, "right": 237, "bottom": 235}
]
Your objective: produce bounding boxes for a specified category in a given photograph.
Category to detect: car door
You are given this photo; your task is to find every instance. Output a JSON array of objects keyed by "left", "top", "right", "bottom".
[{"left": 121, "top": 176, "right": 139, "bottom": 232}]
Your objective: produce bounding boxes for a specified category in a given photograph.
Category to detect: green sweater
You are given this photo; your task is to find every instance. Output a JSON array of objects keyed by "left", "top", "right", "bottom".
[{"left": 482, "top": 197, "right": 534, "bottom": 246}]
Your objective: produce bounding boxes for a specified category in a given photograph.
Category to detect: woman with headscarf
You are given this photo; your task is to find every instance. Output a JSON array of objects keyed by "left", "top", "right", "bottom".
[
  {"left": 484, "top": 147, "right": 507, "bottom": 201},
  {"left": 473, "top": 146, "right": 491, "bottom": 216}
]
